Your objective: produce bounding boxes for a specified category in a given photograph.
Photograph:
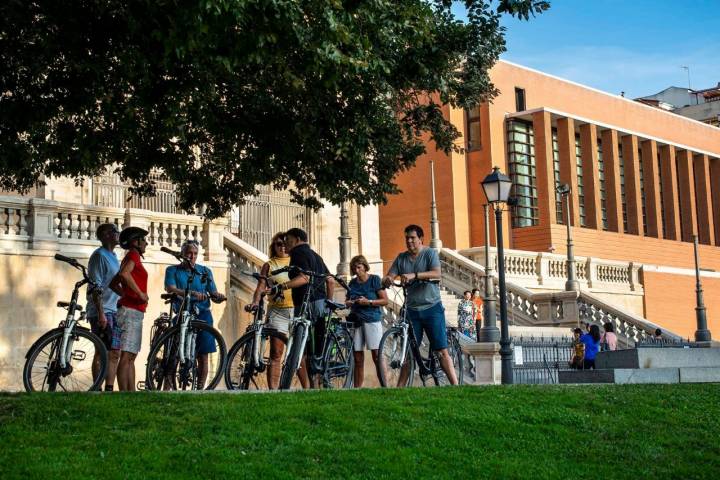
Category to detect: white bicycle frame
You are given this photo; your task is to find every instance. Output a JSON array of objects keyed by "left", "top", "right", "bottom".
[{"left": 60, "top": 312, "right": 86, "bottom": 369}]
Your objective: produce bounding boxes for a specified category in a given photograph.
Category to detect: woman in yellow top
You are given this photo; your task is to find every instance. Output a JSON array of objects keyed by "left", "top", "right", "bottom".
[{"left": 248, "top": 232, "right": 296, "bottom": 389}]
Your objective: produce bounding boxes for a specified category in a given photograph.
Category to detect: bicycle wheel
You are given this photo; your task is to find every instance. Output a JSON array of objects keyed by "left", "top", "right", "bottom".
[
  {"left": 378, "top": 326, "right": 415, "bottom": 388},
  {"left": 322, "top": 328, "right": 354, "bottom": 389},
  {"left": 431, "top": 337, "right": 464, "bottom": 386},
  {"left": 279, "top": 322, "right": 306, "bottom": 390},
  {"left": 23, "top": 328, "right": 107, "bottom": 392},
  {"left": 145, "top": 321, "right": 227, "bottom": 391},
  {"left": 225, "top": 328, "right": 299, "bottom": 390}
]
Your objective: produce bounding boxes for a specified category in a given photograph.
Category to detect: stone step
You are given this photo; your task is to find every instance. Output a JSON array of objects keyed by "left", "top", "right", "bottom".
[
  {"left": 559, "top": 366, "right": 720, "bottom": 384},
  {"left": 596, "top": 348, "right": 720, "bottom": 369}
]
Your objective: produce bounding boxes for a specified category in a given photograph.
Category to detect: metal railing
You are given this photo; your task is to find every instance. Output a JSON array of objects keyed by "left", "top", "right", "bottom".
[
  {"left": 92, "top": 170, "right": 182, "bottom": 214},
  {"left": 511, "top": 335, "right": 574, "bottom": 384}
]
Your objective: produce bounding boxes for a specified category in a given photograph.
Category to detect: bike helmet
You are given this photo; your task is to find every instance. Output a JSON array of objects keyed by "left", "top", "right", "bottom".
[{"left": 119, "top": 226, "right": 148, "bottom": 249}]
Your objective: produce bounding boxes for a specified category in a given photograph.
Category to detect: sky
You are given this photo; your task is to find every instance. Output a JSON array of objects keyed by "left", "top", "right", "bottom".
[{"left": 453, "top": 0, "right": 720, "bottom": 99}]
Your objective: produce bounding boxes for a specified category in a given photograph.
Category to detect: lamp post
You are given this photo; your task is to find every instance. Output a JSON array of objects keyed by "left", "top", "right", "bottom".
[
  {"left": 556, "top": 183, "right": 579, "bottom": 291},
  {"left": 337, "top": 202, "right": 351, "bottom": 281},
  {"left": 692, "top": 235, "right": 712, "bottom": 343},
  {"left": 478, "top": 203, "right": 499, "bottom": 343},
  {"left": 429, "top": 159, "right": 442, "bottom": 249},
  {"left": 481, "top": 167, "right": 513, "bottom": 385}
]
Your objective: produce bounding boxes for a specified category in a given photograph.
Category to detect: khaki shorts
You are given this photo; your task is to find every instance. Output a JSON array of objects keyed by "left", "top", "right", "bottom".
[
  {"left": 265, "top": 307, "right": 294, "bottom": 334},
  {"left": 117, "top": 306, "right": 144, "bottom": 354},
  {"left": 353, "top": 321, "right": 384, "bottom": 352}
]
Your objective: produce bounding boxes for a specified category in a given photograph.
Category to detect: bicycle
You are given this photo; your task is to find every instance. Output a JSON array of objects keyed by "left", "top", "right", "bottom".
[
  {"left": 377, "top": 279, "right": 464, "bottom": 387},
  {"left": 23, "top": 254, "right": 108, "bottom": 392},
  {"left": 274, "top": 265, "right": 354, "bottom": 390},
  {"left": 144, "top": 247, "right": 227, "bottom": 390},
  {"left": 224, "top": 271, "right": 303, "bottom": 390}
]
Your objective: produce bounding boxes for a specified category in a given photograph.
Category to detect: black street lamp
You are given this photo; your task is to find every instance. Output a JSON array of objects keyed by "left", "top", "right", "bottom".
[
  {"left": 692, "top": 235, "right": 712, "bottom": 344},
  {"left": 481, "top": 166, "right": 513, "bottom": 385},
  {"left": 556, "top": 183, "right": 580, "bottom": 291}
]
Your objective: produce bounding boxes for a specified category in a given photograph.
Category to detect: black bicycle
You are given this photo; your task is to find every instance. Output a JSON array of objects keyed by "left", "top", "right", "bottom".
[
  {"left": 224, "top": 271, "right": 303, "bottom": 390},
  {"left": 23, "top": 254, "right": 108, "bottom": 392},
  {"left": 274, "top": 265, "right": 354, "bottom": 390},
  {"left": 145, "top": 247, "right": 227, "bottom": 390},
  {"left": 377, "top": 279, "right": 464, "bottom": 387}
]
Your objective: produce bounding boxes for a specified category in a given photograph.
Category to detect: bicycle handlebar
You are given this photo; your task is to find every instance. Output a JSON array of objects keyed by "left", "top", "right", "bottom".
[
  {"left": 391, "top": 278, "right": 440, "bottom": 288},
  {"left": 161, "top": 246, "right": 208, "bottom": 281},
  {"left": 269, "top": 265, "right": 348, "bottom": 291}
]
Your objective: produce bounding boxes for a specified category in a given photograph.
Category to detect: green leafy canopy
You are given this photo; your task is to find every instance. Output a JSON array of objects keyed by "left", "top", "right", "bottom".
[{"left": 0, "top": 0, "right": 548, "bottom": 218}]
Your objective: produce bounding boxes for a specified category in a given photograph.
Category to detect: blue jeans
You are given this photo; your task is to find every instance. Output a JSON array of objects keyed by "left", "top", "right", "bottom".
[{"left": 407, "top": 302, "right": 448, "bottom": 351}]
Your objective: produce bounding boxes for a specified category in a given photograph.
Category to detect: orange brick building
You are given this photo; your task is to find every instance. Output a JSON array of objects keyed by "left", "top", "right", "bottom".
[{"left": 379, "top": 60, "right": 720, "bottom": 338}]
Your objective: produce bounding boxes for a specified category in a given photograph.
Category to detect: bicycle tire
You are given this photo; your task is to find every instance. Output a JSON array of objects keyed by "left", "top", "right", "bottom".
[
  {"left": 23, "top": 328, "right": 108, "bottom": 392},
  {"left": 225, "top": 328, "right": 295, "bottom": 390},
  {"left": 145, "top": 321, "right": 227, "bottom": 391},
  {"left": 279, "top": 322, "right": 306, "bottom": 390},
  {"left": 378, "top": 326, "right": 415, "bottom": 388},
  {"left": 322, "top": 329, "right": 354, "bottom": 389},
  {"left": 432, "top": 339, "right": 464, "bottom": 386}
]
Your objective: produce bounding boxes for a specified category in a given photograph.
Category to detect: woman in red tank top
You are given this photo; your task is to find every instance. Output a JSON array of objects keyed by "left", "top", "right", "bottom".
[{"left": 111, "top": 227, "right": 149, "bottom": 392}]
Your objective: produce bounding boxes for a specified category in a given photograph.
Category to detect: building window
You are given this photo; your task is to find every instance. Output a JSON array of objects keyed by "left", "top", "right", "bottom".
[
  {"left": 575, "top": 134, "right": 586, "bottom": 227},
  {"left": 657, "top": 152, "right": 666, "bottom": 238},
  {"left": 506, "top": 120, "right": 538, "bottom": 227},
  {"left": 597, "top": 139, "right": 608, "bottom": 230},
  {"left": 552, "top": 128, "right": 563, "bottom": 223},
  {"left": 676, "top": 155, "right": 685, "bottom": 241},
  {"left": 638, "top": 148, "right": 647, "bottom": 235},
  {"left": 467, "top": 106, "right": 481, "bottom": 150},
  {"left": 515, "top": 87, "right": 526, "bottom": 112},
  {"left": 619, "top": 144, "right": 627, "bottom": 233}
]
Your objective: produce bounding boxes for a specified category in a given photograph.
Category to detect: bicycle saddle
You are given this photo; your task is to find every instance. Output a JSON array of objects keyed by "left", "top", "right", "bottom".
[
  {"left": 160, "top": 293, "right": 178, "bottom": 304},
  {"left": 324, "top": 299, "right": 346, "bottom": 312},
  {"left": 57, "top": 301, "right": 82, "bottom": 312}
]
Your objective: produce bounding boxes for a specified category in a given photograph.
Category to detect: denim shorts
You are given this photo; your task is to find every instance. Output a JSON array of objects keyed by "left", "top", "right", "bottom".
[
  {"left": 406, "top": 302, "right": 448, "bottom": 351},
  {"left": 89, "top": 312, "right": 121, "bottom": 351}
]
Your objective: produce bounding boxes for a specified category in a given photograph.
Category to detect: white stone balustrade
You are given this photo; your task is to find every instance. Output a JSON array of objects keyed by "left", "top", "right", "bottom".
[
  {"left": 0, "top": 195, "right": 227, "bottom": 262},
  {"left": 460, "top": 246, "right": 643, "bottom": 295}
]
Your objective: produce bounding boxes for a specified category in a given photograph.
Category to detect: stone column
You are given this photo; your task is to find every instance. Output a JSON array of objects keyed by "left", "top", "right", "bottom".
[
  {"left": 580, "top": 123, "right": 602, "bottom": 230},
  {"left": 556, "top": 117, "right": 580, "bottom": 226},
  {"left": 337, "top": 202, "right": 351, "bottom": 279},
  {"left": 710, "top": 158, "right": 720, "bottom": 245},
  {"left": 640, "top": 139, "right": 663, "bottom": 239},
  {"left": 532, "top": 111, "right": 557, "bottom": 226},
  {"left": 621, "top": 135, "right": 644, "bottom": 236},
  {"left": 693, "top": 154, "right": 716, "bottom": 246},
  {"left": 677, "top": 150, "right": 698, "bottom": 242},
  {"left": 659, "top": 145, "right": 681, "bottom": 241},
  {"left": 601, "top": 129, "right": 623, "bottom": 233}
]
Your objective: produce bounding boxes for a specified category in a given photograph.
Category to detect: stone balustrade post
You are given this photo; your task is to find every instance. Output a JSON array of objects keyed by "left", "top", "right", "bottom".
[
  {"left": 533, "top": 292, "right": 555, "bottom": 324},
  {"left": 557, "top": 291, "right": 580, "bottom": 324},
  {"left": 587, "top": 257, "right": 597, "bottom": 288},
  {"left": 629, "top": 262, "right": 641, "bottom": 292},
  {"left": 536, "top": 252, "right": 549, "bottom": 286},
  {"left": 203, "top": 217, "right": 229, "bottom": 263},
  {"left": 28, "top": 198, "right": 60, "bottom": 252},
  {"left": 462, "top": 342, "right": 501, "bottom": 385}
]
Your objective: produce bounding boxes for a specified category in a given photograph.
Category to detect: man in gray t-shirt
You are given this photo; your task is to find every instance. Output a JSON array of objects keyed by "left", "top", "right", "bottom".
[
  {"left": 382, "top": 224, "right": 458, "bottom": 386},
  {"left": 86, "top": 223, "right": 121, "bottom": 391}
]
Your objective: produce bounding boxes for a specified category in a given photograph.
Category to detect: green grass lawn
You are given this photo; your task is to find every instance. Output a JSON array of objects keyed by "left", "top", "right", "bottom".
[{"left": 1, "top": 385, "right": 719, "bottom": 479}]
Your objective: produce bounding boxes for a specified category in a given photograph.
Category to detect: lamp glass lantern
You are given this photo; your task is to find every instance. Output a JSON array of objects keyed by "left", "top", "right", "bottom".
[{"left": 481, "top": 167, "right": 512, "bottom": 204}]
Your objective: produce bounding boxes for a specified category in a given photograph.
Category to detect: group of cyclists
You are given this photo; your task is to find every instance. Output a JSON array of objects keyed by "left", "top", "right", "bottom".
[{"left": 85, "top": 221, "right": 458, "bottom": 392}]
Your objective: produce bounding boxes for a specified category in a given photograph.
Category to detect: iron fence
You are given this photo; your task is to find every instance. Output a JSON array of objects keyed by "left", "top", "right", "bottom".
[{"left": 511, "top": 335, "right": 574, "bottom": 384}]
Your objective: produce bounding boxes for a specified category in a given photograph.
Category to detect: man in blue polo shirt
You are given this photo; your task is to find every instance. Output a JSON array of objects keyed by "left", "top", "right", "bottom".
[
  {"left": 86, "top": 223, "right": 121, "bottom": 391},
  {"left": 164, "top": 240, "right": 226, "bottom": 388}
]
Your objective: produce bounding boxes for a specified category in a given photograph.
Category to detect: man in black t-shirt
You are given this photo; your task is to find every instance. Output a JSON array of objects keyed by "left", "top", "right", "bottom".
[{"left": 276, "top": 227, "right": 335, "bottom": 386}]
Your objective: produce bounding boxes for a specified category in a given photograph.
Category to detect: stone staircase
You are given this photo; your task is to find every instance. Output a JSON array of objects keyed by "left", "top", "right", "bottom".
[{"left": 559, "top": 348, "right": 720, "bottom": 384}]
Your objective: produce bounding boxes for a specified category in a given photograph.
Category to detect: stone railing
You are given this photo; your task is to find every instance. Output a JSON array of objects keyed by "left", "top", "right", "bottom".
[
  {"left": 577, "top": 291, "right": 683, "bottom": 345},
  {"left": 223, "top": 231, "right": 267, "bottom": 293},
  {"left": 438, "top": 245, "right": 682, "bottom": 344},
  {"left": 0, "top": 195, "right": 226, "bottom": 262},
  {"left": 460, "top": 247, "right": 642, "bottom": 294},
  {"left": 439, "top": 248, "right": 538, "bottom": 326}
]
